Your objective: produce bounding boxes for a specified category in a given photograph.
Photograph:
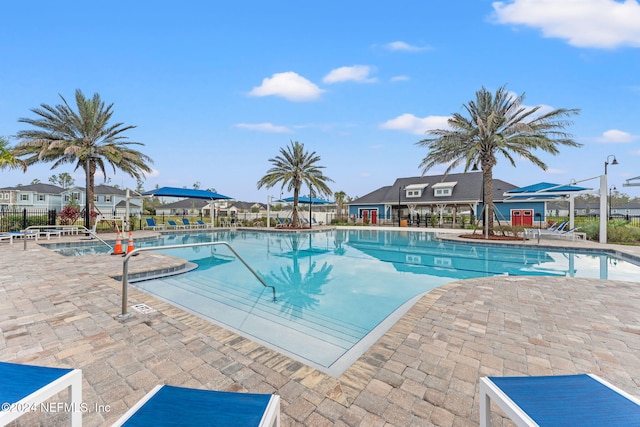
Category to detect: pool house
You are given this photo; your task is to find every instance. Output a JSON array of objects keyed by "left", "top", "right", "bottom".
[{"left": 348, "top": 172, "right": 545, "bottom": 228}]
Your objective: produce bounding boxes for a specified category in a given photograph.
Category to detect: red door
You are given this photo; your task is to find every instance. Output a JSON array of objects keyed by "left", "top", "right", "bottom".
[
  {"left": 362, "top": 210, "right": 368, "bottom": 223},
  {"left": 511, "top": 210, "right": 533, "bottom": 226},
  {"left": 371, "top": 210, "right": 377, "bottom": 225}
]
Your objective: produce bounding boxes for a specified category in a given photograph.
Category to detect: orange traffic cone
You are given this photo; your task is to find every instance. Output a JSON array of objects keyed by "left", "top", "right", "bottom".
[
  {"left": 111, "top": 231, "right": 124, "bottom": 255},
  {"left": 125, "top": 231, "right": 135, "bottom": 255}
]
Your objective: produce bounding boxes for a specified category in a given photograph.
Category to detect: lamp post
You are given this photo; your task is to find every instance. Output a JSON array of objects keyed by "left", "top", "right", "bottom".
[
  {"left": 600, "top": 155, "right": 618, "bottom": 243},
  {"left": 609, "top": 186, "right": 616, "bottom": 219},
  {"left": 309, "top": 185, "right": 313, "bottom": 229},
  {"left": 266, "top": 195, "right": 275, "bottom": 229},
  {"left": 604, "top": 155, "right": 618, "bottom": 175},
  {"left": 84, "top": 149, "right": 92, "bottom": 230},
  {"left": 472, "top": 164, "right": 487, "bottom": 238},
  {"left": 397, "top": 186, "right": 404, "bottom": 227}
]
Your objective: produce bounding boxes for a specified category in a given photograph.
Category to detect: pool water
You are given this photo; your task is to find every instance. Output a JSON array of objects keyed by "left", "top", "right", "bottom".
[{"left": 50, "top": 229, "right": 640, "bottom": 376}]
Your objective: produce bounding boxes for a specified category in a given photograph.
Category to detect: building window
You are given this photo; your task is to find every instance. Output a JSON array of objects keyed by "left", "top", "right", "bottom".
[
  {"left": 105, "top": 195, "right": 112, "bottom": 202},
  {"left": 435, "top": 188, "right": 452, "bottom": 197},
  {"left": 405, "top": 184, "right": 428, "bottom": 198},
  {"left": 3, "top": 193, "right": 8, "bottom": 199},
  {"left": 20, "top": 194, "right": 29, "bottom": 201},
  {"left": 94, "top": 195, "right": 99, "bottom": 202},
  {"left": 38, "top": 194, "right": 46, "bottom": 201},
  {"left": 433, "top": 181, "right": 457, "bottom": 197}
]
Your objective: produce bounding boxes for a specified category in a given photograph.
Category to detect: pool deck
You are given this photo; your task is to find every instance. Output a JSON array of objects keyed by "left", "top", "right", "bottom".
[{"left": 1, "top": 227, "right": 639, "bottom": 426}]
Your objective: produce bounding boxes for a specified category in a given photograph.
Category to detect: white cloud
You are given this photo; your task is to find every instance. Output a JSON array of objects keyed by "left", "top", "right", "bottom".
[
  {"left": 380, "top": 114, "right": 451, "bottom": 135},
  {"left": 235, "top": 123, "right": 291, "bottom": 133},
  {"left": 492, "top": 0, "right": 640, "bottom": 48},
  {"left": 391, "top": 75, "right": 410, "bottom": 82},
  {"left": 248, "top": 72, "right": 324, "bottom": 102},
  {"left": 383, "top": 41, "right": 430, "bottom": 52},
  {"left": 599, "top": 129, "right": 635, "bottom": 143},
  {"left": 323, "top": 65, "right": 377, "bottom": 84},
  {"left": 143, "top": 168, "right": 160, "bottom": 178}
]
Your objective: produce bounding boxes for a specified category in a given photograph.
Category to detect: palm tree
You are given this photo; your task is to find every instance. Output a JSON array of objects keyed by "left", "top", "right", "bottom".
[
  {"left": 0, "top": 137, "right": 27, "bottom": 172},
  {"left": 417, "top": 85, "right": 581, "bottom": 236},
  {"left": 257, "top": 140, "right": 333, "bottom": 227},
  {"left": 14, "top": 89, "right": 153, "bottom": 224},
  {"left": 334, "top": 190, "right": 347, "bottom": 220}
]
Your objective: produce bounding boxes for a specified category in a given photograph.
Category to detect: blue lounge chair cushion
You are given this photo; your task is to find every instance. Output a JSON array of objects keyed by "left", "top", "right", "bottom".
[
  {"left": 483, "top": 374, "right": 640, "bottom": 426},
  {"left": 0, "top": 361, "right": 82, "bottom": 426},
  {"left": 0, "top": 361, "right": 74, "bottom": 404},
  {"left": 120, "top": 385, "right": 276, "bottom": 426}
]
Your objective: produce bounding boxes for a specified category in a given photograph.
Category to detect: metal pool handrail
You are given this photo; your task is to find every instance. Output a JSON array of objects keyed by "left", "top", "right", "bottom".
[
  {"left": 118, "top": 241, "right": 275, "bottom": 318},
  {"left": 77, "top": 225, "right": 114, "bottom": 251},
  {"left": 21, "top": 225, "right": 113, "bottom": 251}
]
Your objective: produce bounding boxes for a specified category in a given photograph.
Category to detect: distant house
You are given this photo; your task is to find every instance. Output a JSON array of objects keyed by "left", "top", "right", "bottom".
[
  {"left": 232, "top": 201, "right": 266, "bottom": 213},
  {"left": 61, "top": 185, "right": 143, "bottom": 217},
  {"left": 155, "top": 198, "right": 209, "bottom": 217},
  {"left": 154, "top": 199, "right": 269, "bottom": 218},
  {"left": 0, "top": 183, "right": 64, "bottom": 210},
  {"left": 0, "top": 183, "right": 142, "bottom": 218},
  {"left": 349, "top": 172, "right": 544, "bottom": 226},
  {"left": 614, "top": 202, "right": 640, "bottom": 217},
  {"left": 547, "top": 200, "right": 640, "bottom": 218}
]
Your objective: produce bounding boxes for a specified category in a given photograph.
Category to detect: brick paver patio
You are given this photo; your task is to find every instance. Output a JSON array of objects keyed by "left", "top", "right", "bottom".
[{"left": 1, "top": 229, "right": 639, "bottom": 426}]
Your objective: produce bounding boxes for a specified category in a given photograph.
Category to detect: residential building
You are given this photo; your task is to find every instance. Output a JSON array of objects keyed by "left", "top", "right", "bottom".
[
  {"left": 0, "top": 183, "right": 64, "bottom": 210},
  {"left": 348, "top": 172, "right": 544, "bottom": 227},
  {"left": 0, "top": 183, "right": 142, "bottom": 216}
]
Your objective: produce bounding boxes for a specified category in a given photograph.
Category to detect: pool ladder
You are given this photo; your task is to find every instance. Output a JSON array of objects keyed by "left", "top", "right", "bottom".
[{"left": 118, "top": 241, "right": 275, "bottom": 318}]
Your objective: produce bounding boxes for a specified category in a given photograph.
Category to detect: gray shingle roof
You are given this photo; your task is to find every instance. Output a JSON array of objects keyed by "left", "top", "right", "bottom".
[
  {"left": 0, "top": 183, "right": 63, "bottom": 193},
  {"left": 159, "top": 198, "right": 209, "bottom": 209},
  {"left": 350, "top": 172, "right": 518, "bottom": 205}
]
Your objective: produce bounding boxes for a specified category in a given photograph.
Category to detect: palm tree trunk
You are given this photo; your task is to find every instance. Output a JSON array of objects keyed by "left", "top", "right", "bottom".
[
  {"left": 89, "top": 161, "right": 96, "bottom": 227},
  {"left": 483, "top": 168, "right": 494, "bottom": 236},
  {"left": 292, "top": 186, "right": 300, "bottom": 227}
]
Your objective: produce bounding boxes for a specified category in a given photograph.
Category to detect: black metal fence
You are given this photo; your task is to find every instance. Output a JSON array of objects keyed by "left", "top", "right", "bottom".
[{"left": 0, "top": 208, "right": 58, "bottom": 233}]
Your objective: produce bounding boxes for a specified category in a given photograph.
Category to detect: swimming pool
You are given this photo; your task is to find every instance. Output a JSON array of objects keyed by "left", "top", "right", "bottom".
[{"left": 50, "top": 229, "right": 640, "bottom": 376}]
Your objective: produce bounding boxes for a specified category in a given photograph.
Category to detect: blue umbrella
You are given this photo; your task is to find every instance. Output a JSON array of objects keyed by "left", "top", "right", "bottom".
[
  {"left": 281, "top": 196, "right": 332, "bottom": 204},
  {"left": 142, "top": 187, "right": 231, "bottom": 200}
]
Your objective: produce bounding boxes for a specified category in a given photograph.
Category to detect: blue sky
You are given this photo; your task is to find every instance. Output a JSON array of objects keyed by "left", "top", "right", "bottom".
[{"left": 1, "top": 0, "right": 639, "bottom": 201}]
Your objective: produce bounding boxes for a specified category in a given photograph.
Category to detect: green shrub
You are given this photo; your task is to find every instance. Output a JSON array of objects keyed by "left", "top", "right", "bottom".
[{"left": 577, "top": 219, "right": 640, "bottom": 244}]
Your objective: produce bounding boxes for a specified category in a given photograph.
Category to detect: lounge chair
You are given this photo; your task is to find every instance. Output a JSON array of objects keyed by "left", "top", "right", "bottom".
[
  {"left": 196, "top": 219, "right": 214, "bottom": 229},
  {"left": 166, "top": 220, "right": 185, "bottom": 230},
  {"left": 112, "top": 385, "right": 280, "bottom": 427},
  {"left": 181, "top": 218, "right": 199, "bottom": 229},
  {"left": 524, "top": 220, "right": 566, "bottom": 239},
  {"left": 9, "top": 230, "right": 39, "bottom": 241},
  {"left": 0, "top": 233, "right": 15, "bottom": 244},
  {"left": 554, "top": 226, "right": 586, "bottom": 241},
  {"left": 60, "top": 225, "right": 80, "bottom": 235},
  {"left": 479, "top": 374, "right": 640, "bottom": 427},
  {"left": 37, "top": 228, "right": 63, "bottom": 240},
  {"left": 144, "top": 218, "right": 165, "bottom": 231},
  {"left": 0, "top": 361, "right": 82, "bottom": 426}
]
